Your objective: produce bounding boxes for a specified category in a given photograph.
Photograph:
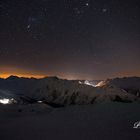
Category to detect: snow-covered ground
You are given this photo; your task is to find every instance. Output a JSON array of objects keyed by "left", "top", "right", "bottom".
[
  {"left": 0, "top": 103, "right": 140, "bottom": 140},
  {"left": 0, "top": 76, "right": 140, "bottom": 140}
]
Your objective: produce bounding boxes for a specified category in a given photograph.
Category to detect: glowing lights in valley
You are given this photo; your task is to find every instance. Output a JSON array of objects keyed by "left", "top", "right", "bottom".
[
  {"left": 0, "top": 98, "right": 10, "bottom": 104},
  {"left": 78, "top": 81, "right": 82, "bottom": 84},
  {"left": 79, "top": 80, "right": 97, "bottom": 87},
  {"left": 38, "top": 101, "right": 43, "bottom": 103},
  {"left": 79, "top": 80, "right": 105, "bottom": 87},
  {"left": 95, "top": 81, "right": 105, "bottom": 87},
  {"left": 84, "top": 80, "right": 95, "bottom": 87},
  {"left": 0, "top": 98, "right": 15, "bottom": 104}
]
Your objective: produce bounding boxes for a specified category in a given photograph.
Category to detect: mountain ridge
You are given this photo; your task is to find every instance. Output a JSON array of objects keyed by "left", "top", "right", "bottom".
[{"left": 0, "top": 76, "right": 140, "bottom": 106}]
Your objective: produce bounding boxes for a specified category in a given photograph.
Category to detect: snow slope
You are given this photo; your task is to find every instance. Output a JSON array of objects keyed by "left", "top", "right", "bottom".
[
  {"left": 0, "top": 103, "right": 140, "bottom": 140},
  {"left": 97, "top": 77, "right": 140, "bottom": 97}
]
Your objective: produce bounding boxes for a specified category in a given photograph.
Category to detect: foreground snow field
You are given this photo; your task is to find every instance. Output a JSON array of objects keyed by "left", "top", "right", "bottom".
[{"left": 0, "top": 103, "right": 140, "bottom": 140}]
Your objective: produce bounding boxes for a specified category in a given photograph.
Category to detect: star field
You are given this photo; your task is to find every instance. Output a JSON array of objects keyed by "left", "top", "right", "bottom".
[{"left": 0, "top": 0, "right": 140, "bottom": 79}]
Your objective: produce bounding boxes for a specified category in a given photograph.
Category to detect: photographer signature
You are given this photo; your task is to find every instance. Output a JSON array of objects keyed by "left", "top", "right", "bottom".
[{"left": 133, "top": 121, "right": 140, "bottom": 129}]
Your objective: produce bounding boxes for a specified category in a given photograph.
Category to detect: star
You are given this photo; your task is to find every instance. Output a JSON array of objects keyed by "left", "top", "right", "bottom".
[
  {"left": 27, "top": 24, "right": 31, "bottom": 29},
  {"left": 86, "top": 3, "right": 89, "bottom": 6},
  {"left": 102, "top": 8, "right": 108, "bottom": 13},
  {"left": 74, "top": 8, "right": 81, "bottom": 15}
]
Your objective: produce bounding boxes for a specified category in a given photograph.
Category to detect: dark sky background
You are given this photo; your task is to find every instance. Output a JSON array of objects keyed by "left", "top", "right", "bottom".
[{"left": 0, "top": 0, "right": 140, "bottom": 80}]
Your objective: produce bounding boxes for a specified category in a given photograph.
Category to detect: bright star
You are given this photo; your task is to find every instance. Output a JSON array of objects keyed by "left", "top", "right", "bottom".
[
  {"left": 102, "top": 8, "right": 107, "bottom": 13},
  {"left": 27, "top": 24, "right": 31, "bottom": 29},
  {"left": 86, "top": 3, "right": 89, "bottom": 6}
]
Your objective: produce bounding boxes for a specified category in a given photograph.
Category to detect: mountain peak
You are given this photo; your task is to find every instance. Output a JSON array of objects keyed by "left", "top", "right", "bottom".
[{"left": 6, "top": 75, "right": 19, "bottom": 80}]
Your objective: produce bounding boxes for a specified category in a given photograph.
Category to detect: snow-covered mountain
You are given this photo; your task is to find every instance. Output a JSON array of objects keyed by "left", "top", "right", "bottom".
[
  {"left": 97, "top": 77, "right": 140, "bottom": 97},
  {"left": 0, "top": 76, "right": 139, "bottom": 106}
]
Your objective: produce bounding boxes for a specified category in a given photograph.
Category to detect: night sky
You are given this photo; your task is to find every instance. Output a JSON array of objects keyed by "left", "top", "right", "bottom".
[{"left": 0, "top": 0, "right": 140, "bottom": 80}]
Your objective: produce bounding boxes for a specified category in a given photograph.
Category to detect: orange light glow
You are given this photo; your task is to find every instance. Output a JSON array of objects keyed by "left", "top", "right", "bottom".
[
  {"left": 0, "top": 73, "right": 45, "bottom": 79},
  {"left": 0, "top": 66, "right": 46, "bottom": 79}
]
